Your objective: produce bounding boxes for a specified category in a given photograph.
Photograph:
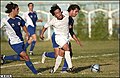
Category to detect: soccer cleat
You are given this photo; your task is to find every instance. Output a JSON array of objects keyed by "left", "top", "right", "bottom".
[
  {"left": 67, "top": 66, "right": 75, "bottom": 73},
  {"left": 37, "top": 72, "right": 42, "bottom": 75},
  {"left": 29, "top": 51, "right": 34, "bottom": 55},
  {"left": 49, "top": 66, "right": 55, "bottom": 73},
  {"left": 1, "top": 55, "right": 6, "bottom": 65},
  {"left": 41, "top": 52, "right": 46, "bottom": 63}
]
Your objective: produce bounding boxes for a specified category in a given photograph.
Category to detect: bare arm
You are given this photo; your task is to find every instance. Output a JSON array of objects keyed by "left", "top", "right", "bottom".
[
  {"left": 40, "top": 27, "right": 47, "bottom": 40},
  {"left": 37, "top": 19, "right": 43, "bottom": 22},
  {"left": 22, "top": 26, "right": 29, "bottom": 41},
  {"left": 69, "top": 26, "right": 83, "bottom": 47}
]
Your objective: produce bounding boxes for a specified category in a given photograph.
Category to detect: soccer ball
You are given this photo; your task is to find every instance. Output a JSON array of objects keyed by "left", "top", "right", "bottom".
[{"left": 90, "top": 64, "right": 100, "bottom": 72}]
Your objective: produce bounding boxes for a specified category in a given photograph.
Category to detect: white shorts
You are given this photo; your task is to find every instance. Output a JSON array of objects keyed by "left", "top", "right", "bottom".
[{"left": 55, "top": 35, "right": 69, "bottom": 48}]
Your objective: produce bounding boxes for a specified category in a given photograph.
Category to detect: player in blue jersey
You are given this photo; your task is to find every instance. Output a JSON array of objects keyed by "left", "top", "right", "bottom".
[
  {"left": 41, "top": 4, "right": 82, "bottom": 73},
  {"left": 23, "top": 3, "right": 42, "bottom": 55},
  {"left": 0, "top": 2, "right": 40, "bottom": 74}
]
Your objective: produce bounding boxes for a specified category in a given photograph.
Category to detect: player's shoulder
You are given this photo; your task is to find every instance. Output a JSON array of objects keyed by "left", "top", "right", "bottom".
[
  {"left": 33, "top": 11, "right": 37, "bottom": 13},
  {"left": 16, "top": 15, "right": 23, "bottom": 20}
]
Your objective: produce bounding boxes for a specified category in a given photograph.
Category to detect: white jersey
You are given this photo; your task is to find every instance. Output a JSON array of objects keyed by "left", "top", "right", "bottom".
[
  {"left": 44, "top": 15, "right": 69, "bottom": 38},
  {"left": 1, "top": 15, "right": 25, "bottom": 45},
  {"left": 22, "top": 11, "right": 38, "bottom": 27}
]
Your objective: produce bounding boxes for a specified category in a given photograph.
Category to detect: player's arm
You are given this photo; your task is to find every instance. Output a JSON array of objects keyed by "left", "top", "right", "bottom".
[
  {"left": 40, "top": 18, "right": 54, "bottom": 40},
  {"left": 37, "top": 19, "right": 43, "bottom": 22},
  {"left": 20, "top": 16, "right": 29, "bottom": 40},
  {"left": 69, "top": 26, "right": 83, "bottom": 47},
  {"left": 22, "top": 26, "right": 29, "bottom": 40},
  {"left": 40, "top": 27, "right": 47, "bottom": 40}
]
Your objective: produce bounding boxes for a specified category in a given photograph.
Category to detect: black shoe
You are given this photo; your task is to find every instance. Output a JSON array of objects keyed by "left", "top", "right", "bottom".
[
  {"left": 67, "top": 66, "right": 75, "bottom": 73},
  {"left": 49, "top": 66, "right": 55, "bottom": 73},
  {"left": 1, "top": 55, "right": 6, "bottom": 65}
]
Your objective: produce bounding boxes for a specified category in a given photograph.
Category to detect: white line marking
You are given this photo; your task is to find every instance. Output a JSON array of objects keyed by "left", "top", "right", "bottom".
[
  {"left": 72, "top": 53, "right": 117, "bottom": 59},
  {"left": 1, "top": 61, "right": 41, "bottom": 68},
  {"left": 1, "top": 53, "right": 117, "bottom": 69}
]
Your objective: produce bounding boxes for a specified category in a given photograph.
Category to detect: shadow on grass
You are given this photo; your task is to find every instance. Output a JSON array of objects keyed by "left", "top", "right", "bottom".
[
  {"left": 37, "top": 66, "right": 52, "bottom": 73},
  {"left": 73, "top": 63, "right": 111, "bottom": 73}
]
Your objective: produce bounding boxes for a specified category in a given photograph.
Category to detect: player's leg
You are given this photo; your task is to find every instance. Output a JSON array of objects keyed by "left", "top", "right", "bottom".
[
  {"left": 41, "top": 32, "right": 59, "bottom": 63},
  {"left": 62, "top": 42, "right": 73, "bottom": 72},
  {"left": 62, "top": 43, "right": 73, "bottom": 69},
  {"left": 14, "top": 42, "right": 38, "bottom": 74},
  {"left": 1, "top": 42, "right": 26, "bottom": 64},
  {"left": 20, "top": 51, "right": 38, "bottom": 74},
  {"left": 50, "top": 48, "right": 64, "bottom": 73},
  {"left": 41, "top": 48, "right": 59, "bottom": 63},
  {"left": 24, "top": 36, "right": 32, "bottom": 52},
  {"left": 29, "top": 34, "right": 36, "bottom": 55}
]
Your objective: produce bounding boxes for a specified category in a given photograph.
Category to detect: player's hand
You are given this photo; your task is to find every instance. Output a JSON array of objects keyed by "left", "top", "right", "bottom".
[
  {"left": 40, "top": 34, "right": 44, "bottom": 40},
  {"left": 25, "top": 33, "right": 29, "bottom": 41},
  {"left": 76, "top": 40, "right": 83, "bottom": 47}
]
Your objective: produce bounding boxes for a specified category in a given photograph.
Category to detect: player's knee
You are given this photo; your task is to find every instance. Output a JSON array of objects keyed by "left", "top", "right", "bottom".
[
  {"left": 20, "top": 52, "right": 30, "bottom": 61},
  {"left": 23, "top": 55, "right": 30, "bottom": 61}
]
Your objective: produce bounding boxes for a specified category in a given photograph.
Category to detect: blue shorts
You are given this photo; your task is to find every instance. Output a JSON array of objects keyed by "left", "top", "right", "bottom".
[
  {"left": 10, "top": 42, "right": 25, "bottom": 55},
  {"left": 51, "top": 32, "right": 59, "bottom": 48},
  {"left": 28, "top": 25, "right": 36, "bottom": 36}
]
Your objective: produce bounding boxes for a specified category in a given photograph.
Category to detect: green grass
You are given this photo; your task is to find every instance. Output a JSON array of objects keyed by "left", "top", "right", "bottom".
[{"left": 0, "top": 40, "right": 119, "bottom": 77}]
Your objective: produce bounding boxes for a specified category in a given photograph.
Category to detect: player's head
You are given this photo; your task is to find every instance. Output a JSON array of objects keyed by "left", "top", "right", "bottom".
[
  {"left": 5, "top": 2, "right": 19, "bottom": 15},
  {"left": 50, "top": 4, "right": 63, "bottom": 20},
  {"left": 28, "top": 3, "right": 34, "bottom": 11},
  {"left": 68, "top": 4, "right": 80, "bottom": 17}
]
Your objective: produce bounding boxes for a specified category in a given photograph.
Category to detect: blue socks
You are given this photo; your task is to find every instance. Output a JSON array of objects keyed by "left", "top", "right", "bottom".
[
  {"left": 45, "top": 52, "right": 55, "bottom": 58},
  {"left": 25, "top": 61, "right": 38, "bottom": 74},
  {"left": 62, "top": 59, "right": 68, "bottom": 71},
  {"left": 4, "top": 55, "right": 20, "bottom": 61},
  {"left": 30, "top": 41, "right": 36, "bottom": 52},
  {"left": 24, "top": 42, "right": 30, "bottom": 52}
]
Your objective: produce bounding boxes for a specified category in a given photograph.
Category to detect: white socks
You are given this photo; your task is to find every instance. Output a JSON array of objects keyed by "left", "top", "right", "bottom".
[
  {"left": 65, "top": 51, "right": 72, "bottom": 68},
  {"left": 53, "top": 55, "right": 63, "bottom": 72}
]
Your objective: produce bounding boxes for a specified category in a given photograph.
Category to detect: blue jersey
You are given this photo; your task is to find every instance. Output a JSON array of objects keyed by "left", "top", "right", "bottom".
[
  {"left": 23, "top": 11, "right": 38, "bottom": 27},
  {"left": 1, "top": 15, "right": 26, "bottom": 45},
  {"left": 23, "top": 11, "right": 38, "bottom": 36}
]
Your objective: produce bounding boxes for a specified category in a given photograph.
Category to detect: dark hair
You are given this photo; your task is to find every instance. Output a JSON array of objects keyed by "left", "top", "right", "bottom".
[
  {"left": 50, "top": 4, "right": 61, "bottom": 16},
  {"left": 28, "top": 3, "right": 34, "bottom": 7},
  {"left": 68, "top": 4, "right": 80, "bottom": 12},
  {"left": 5, "top": 2, "right": 18, "bottom": 13}
]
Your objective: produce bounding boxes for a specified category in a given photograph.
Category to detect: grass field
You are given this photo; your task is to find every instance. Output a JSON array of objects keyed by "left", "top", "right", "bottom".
[{"left": 0, "top": 40, "right": 119, "bottom": 77}]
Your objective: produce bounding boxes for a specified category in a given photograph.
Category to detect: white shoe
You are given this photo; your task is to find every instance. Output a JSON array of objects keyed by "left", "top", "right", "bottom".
[
  {"left": 41, "top": 52, "right": 46, "bottom": 63},
  {"left": 29, "top": 51, "right": 33, "bottom": 55},
  {"left": 37, "top": 72, "right": 42, "bottom": 75}
]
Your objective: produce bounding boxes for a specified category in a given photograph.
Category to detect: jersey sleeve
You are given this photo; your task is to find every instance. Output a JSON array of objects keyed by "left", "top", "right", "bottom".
[
  {"left": 44, "top": 18, "right": 55, "bottom": 28},
  {"left": 69, "top": 16, "right": 75, "bottom": 37},
  {"left": 18, "top": 16, "right": 26, "bottom": 27},
  {"left": 69, "top": 16, "right": 74, "bottom": 26}
]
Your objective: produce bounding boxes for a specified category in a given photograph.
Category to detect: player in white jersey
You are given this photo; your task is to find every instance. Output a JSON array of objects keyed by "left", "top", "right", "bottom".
[
  {"left": 23, "top": 3, "right": 42, "bottom": 55},
  {"left": 41, "top": 4, "right": 83, "bottom": 73},
  {"left": 0, "top": 2, "right": 40, "bottom": 74},
  {"left": 40, "top": 4, "right": 73, "bottom": 73}
]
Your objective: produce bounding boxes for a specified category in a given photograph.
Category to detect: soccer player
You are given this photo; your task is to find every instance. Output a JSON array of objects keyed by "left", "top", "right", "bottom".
[
  {"left": 41, "top": 4, "right": 82, "bottom": 73},
  {"left": 23, "top": 3, "right": 42, "bottom": 55},
  {"left": 40, "top": 4, "right": 73, "bottom": 73},
  {"left": 0, "top": 2, "right": 40, "bottom": 74}
]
